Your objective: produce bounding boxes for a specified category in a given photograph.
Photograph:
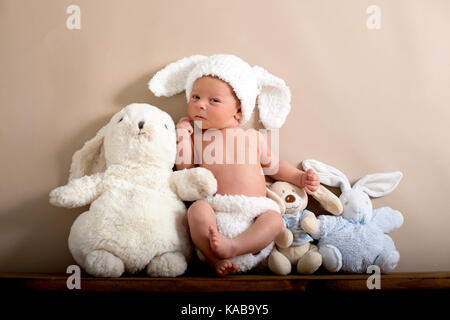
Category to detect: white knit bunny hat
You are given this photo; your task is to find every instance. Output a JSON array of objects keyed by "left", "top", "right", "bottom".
[{"left": 148, "top": 54, "right": 291, "bottom": 129}]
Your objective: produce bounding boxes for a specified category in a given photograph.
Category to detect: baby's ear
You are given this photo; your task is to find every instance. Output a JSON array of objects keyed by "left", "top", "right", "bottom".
[{"left": 234, "top": 106, "right": 242, "bottom": 120}]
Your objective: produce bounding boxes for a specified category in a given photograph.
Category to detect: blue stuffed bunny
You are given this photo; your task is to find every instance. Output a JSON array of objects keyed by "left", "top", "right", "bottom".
[{"left": 302, "top": 160, "right": 404, "bottom": 274}]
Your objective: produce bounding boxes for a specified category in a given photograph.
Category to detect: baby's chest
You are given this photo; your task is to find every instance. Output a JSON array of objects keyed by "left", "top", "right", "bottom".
[{"left": 196, "top": 132, "right": 260, "bottom": 165}]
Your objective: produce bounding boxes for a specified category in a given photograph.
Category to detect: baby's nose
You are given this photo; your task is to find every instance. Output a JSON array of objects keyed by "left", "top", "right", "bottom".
[
  {"left": 138, "top": 121, "right": 145, "bottom": 129},
  {"left": 195, "top": 100, "right": 207, "bottom": 109}
]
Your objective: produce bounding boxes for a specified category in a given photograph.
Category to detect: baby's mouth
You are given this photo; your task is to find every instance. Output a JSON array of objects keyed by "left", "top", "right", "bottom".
[{"left": 194, "top": 115, "right": 207, "bottom": 120}]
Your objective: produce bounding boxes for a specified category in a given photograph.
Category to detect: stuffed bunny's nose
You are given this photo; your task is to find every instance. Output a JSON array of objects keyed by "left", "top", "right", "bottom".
[
  {"left": 285, "top": 194, "right": 296, "bottom": 203},
  {"left": 138, "top": 121, "right": 145, "bottom": 129}
]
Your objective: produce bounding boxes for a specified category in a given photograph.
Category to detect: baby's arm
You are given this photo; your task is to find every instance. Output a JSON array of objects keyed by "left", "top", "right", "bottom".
[
  {"left": 259, "top": 132, "right": 319, "bottom": 193},
  {"left": 175, "top": 117, "right": 195, "bottom": 170}
]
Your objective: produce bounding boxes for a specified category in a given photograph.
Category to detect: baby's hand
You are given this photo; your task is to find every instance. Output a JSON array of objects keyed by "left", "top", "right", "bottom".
[
  {"left": 176, "top": 117, "right": 193, "bottom": 135},
  {"left": 300, "top": 169, "right": 320, "bottom": 194}
]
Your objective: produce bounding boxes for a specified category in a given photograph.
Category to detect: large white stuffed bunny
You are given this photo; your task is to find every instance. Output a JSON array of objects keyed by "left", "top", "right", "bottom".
[
  {"left": 302, "top": 159, "right": 404, "bottom": 273},
  {"left": 50, "top": 103, "right": 217, "bottom": 277}
]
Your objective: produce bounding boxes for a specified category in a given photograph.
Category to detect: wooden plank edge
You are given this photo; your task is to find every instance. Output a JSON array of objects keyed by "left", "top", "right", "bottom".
[{"left": 1, "top": 272, "right": 449, "bottom": 293}]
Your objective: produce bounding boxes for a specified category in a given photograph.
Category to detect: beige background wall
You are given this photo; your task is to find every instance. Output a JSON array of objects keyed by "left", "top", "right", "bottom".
[{"left": 1, "top": 0, "right": 449, "bottom": 272}]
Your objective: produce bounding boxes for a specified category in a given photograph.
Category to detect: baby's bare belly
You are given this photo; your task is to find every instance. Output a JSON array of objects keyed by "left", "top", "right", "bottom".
[
  {"left": 195, "top": 127, "right": 268, "bottom": 197},
  {"left": 201, "top": 163, "right": 267, "bottom": 197}
]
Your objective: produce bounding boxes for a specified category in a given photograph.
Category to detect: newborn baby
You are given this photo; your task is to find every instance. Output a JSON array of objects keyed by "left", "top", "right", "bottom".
[{"left": 149, "top": 54, "right": 319, "bottom": 275}]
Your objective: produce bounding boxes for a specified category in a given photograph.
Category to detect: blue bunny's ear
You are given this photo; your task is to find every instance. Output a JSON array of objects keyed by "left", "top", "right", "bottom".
[
  {"left": 302, "top": 159, "right": 351, "bottom": 192},
  {"left": 353, "top": 172, "right": 403, "bottom": 197}
]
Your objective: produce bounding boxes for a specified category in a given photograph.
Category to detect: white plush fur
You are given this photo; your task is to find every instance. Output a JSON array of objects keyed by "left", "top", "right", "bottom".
[
  {"left": 50, "top": 103, "right": 217, "bottom": 277},
  {"left": 197, "top": 194, "right": 280, "bottom": 273},
  {"left": 148, "top": 54, "right": 291, "bottom": 129}
]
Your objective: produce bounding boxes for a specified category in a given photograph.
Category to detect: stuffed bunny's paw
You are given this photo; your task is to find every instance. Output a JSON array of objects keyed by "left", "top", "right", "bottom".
[
  {"left": 147, "top": 252, "right": 187, "bottom": 277},
  {"left": 376, "top": 250, "right": 400, "bottom": 273},
  {"left": 274, "top": 228, "right": 293, "bottom": 248},
  {"left": 301, "top": 215, "right": 320, "bottom": 235},
  {"left": 319, "top": 244, "right": 342, "bottom": 273},
  {"left": 192, "top": 167, "right": 217, "bottom": 198},
  {"left": 49, "top": 185, "right": 82, "bottom": 208}
]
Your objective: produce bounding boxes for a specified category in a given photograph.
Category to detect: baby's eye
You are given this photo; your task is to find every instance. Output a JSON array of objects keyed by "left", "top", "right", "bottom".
[
  {"left": 210, "top": 98, "right": 220, "bottom": 103},
  {"left": 192, "top": 95, "right": 200, "bottom": 100}
]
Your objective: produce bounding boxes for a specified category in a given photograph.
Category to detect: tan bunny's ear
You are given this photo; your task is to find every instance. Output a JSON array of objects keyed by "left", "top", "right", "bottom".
[
  {"left": 266, "top": 187, "right": 286, "bottom": 214},
  {"left": 149, "top": 55, "right": 207, "bottom": 97},
  {"left": 68, "top": 125, "right": 107, "bottom": 181},
  {"left": 310, "top": 185, "right": 343, "bottom": 215},
  {"left": 253, "top": 65, "right": 291, "bottom": 129}
]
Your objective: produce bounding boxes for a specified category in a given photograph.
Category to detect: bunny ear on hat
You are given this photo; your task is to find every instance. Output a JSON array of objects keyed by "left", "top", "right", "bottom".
[
  {"left": 149, "top": 54, "right": 292, "bottom": 129},
  {"left": 253, "top": 65, "right": 291, "bottom": 129},
  {"left": 148, "top": 55, "right": 208, "bottom": 97}
]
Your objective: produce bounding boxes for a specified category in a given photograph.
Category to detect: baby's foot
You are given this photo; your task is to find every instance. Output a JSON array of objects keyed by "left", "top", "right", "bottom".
[
  {"left": 215, "top": 260, "right": 239, "bottom": 276},
  {"left": 208, "top": 226, "right": 236, "bottom": 259}
]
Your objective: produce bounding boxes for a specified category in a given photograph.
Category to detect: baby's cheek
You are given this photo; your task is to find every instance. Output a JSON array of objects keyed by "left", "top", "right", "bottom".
[
  {"left": 187, "top": 104, "right": 195, "bottom": 117},
  {"left": 205, "top": 108, "right": 220, "bottom": 121}
]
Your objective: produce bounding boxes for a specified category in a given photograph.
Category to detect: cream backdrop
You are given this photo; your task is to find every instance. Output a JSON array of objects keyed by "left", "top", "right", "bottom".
[{"left": 1, "top": 0, "right": 449, "bottom": 272}]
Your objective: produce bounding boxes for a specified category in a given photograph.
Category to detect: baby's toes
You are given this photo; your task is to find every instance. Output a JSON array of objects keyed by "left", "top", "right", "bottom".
[
  {"left": 209, "top": 226, "right": 217, "bottom": 237},
  {"left": 216, "top": 265, "right": 226, "bottom": 276}
]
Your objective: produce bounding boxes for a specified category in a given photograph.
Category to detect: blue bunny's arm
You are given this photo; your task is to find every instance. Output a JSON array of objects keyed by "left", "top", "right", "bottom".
[
  {"left": 312, "top": 215, "right": 340, "bottom": 240},
  {"left": 372, "top": 207, "right": 404, "bottom": 233}
]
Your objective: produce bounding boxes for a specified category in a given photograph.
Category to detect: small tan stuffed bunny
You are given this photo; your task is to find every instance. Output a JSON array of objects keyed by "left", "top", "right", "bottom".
[{"left": 266, "top": 181, "right": 343, "bottom": 275}]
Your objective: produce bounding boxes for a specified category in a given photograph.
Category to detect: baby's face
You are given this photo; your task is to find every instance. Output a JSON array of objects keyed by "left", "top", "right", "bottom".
[{"left": 188, "top": 76, "right": 241, "bottom": 130}]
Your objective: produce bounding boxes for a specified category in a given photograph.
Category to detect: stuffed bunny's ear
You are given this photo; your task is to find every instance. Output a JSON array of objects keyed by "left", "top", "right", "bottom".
[
  {"left": 353, "top": 172, "right": 403, "bottom": 198},
  {"left": 266, "top": 187, "right": 286, "bottom": 214},
  {"left": 69, "top": 125, "right": 107, "bottom": 180},
  {"left": 310, "top": 185, "right": 343, "bottom": 215},
  {"left": 253, "top": 66, "right": 291, "bottom": 129},
  {"left": 149, "top": 55, "right": 207, "bottom": 97},
  {"left": 302, "top": 159, "right": 351, "bottom": 192}
]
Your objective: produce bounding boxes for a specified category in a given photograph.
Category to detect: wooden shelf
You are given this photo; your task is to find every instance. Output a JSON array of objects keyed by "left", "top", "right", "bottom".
[{"left": 1, "top": 272, "right": 449, "bottom": 293}]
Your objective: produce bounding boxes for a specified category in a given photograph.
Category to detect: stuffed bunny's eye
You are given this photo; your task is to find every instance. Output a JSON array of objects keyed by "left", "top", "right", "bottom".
[{"left": 118, "top": 117, "right": 123, "bottom": 123}]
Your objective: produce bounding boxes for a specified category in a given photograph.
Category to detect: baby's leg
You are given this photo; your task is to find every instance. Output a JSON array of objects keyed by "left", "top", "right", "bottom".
[
  {"left": 187, "top": 200, "right": 238, "bottom": 276},
  {"left": 187, "top": 200, "right": 219, "bottom": 264},
  {"left": 209, "top": 210, "right": 283, "bottom": 259}
]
